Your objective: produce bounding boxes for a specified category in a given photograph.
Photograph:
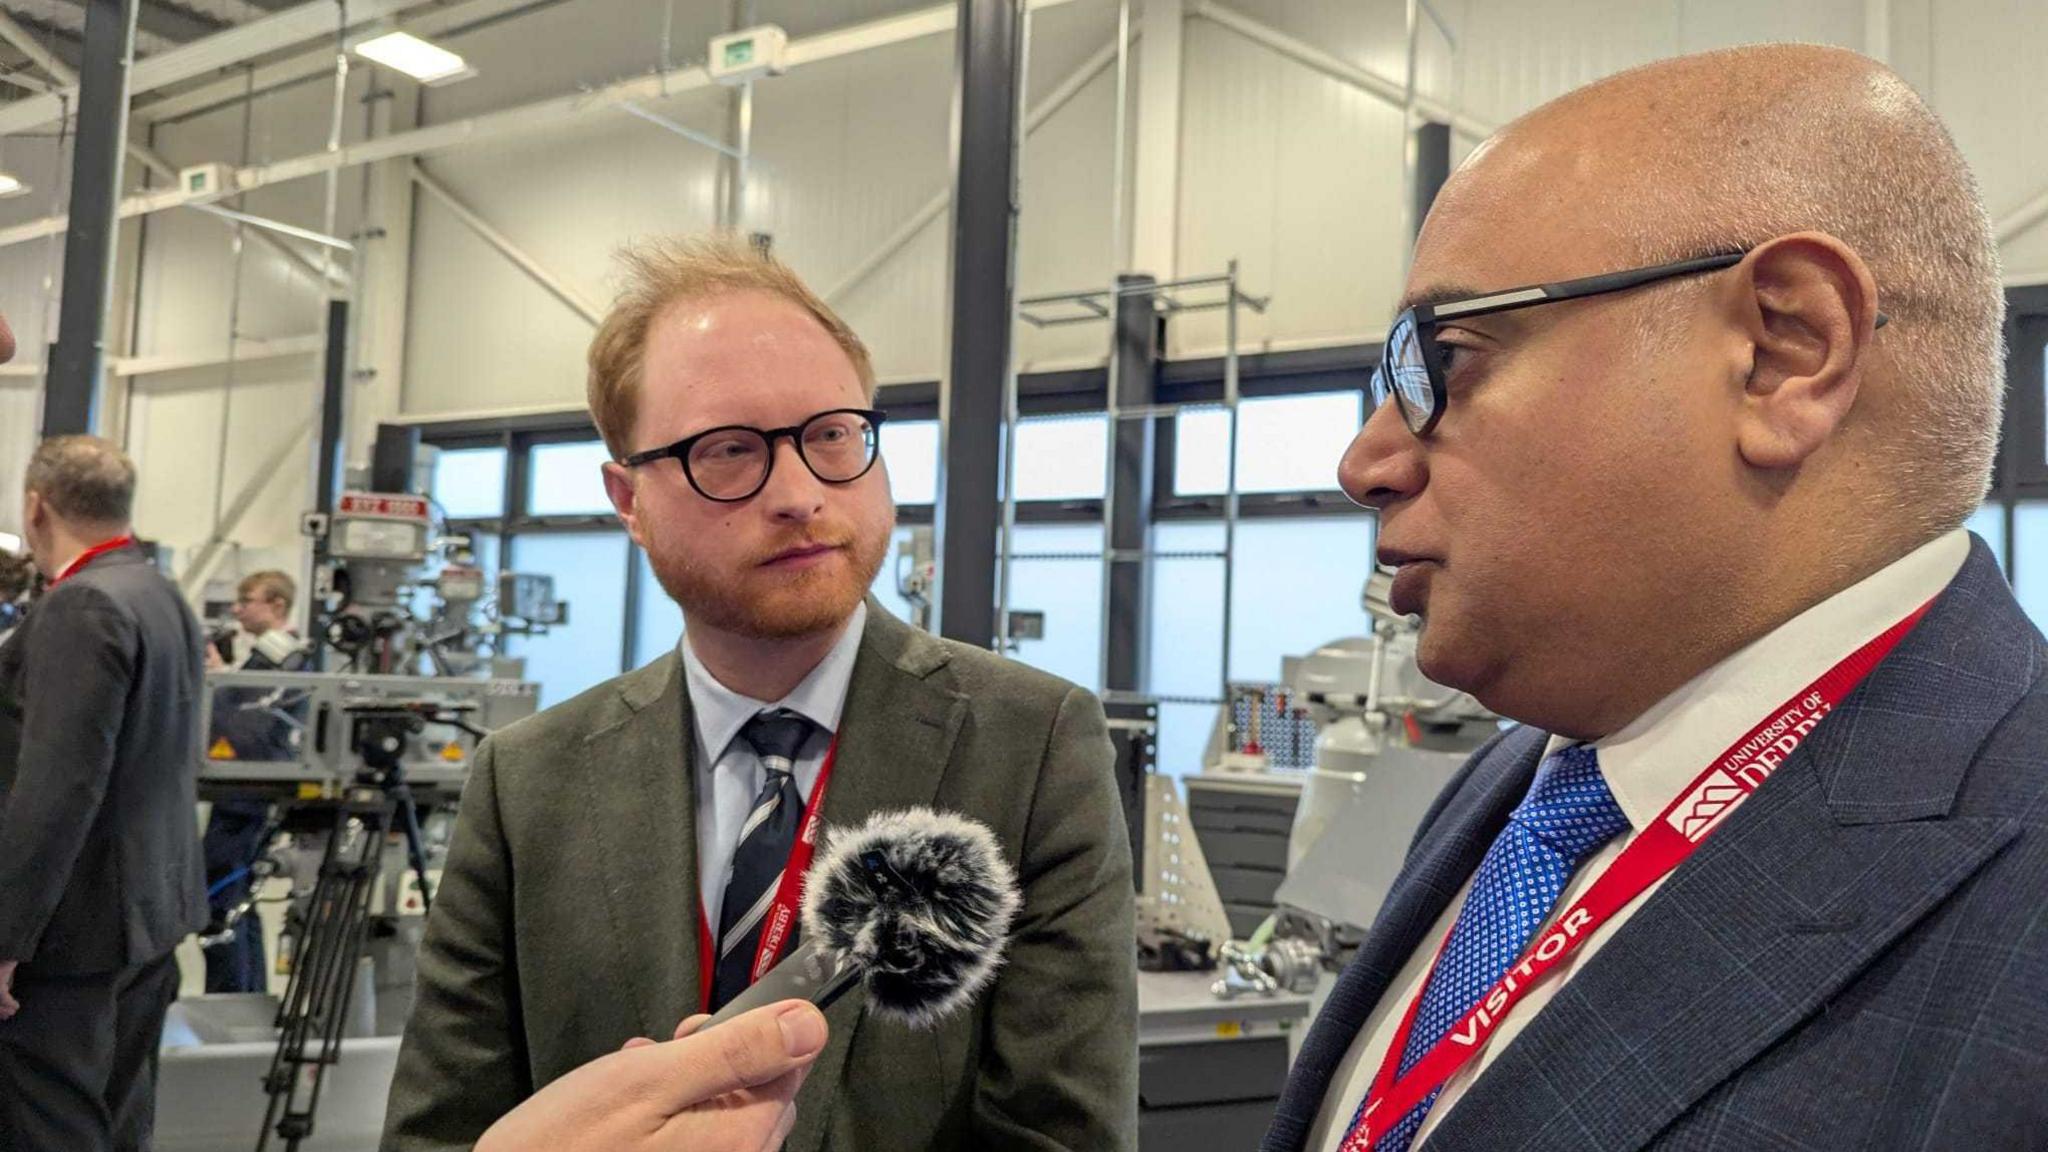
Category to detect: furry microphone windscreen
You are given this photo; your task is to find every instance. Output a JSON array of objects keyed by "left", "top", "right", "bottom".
[{"left": 801, "top": 807, "right": 1023, "bottom": 1029}]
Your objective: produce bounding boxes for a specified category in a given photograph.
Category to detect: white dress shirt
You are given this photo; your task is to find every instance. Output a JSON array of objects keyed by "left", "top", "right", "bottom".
[
  {"left": 680, "top": 602, "right": 867, "bottom": 931},
  {"left": 1309, "top": 530, "right": 1969, "bottom": 1151}
]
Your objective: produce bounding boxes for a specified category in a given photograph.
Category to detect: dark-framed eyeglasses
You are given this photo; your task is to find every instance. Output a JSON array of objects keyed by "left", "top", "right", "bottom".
[
  {"left": 620, "top": 408, "right": 888, "bottom": 503},
  {"left": 1369, "top": 250, "right": 1889, "bottom": 437}
]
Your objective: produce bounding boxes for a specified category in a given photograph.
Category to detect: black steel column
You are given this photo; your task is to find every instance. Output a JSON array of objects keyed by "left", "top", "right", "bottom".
[
  {"left": 934, "top": 0, "right": 1025, "bottom": 648},
  {"left": 1413, "top": 120, "right": 1452, "bottom": 241},
  {"left": 1104, "top": 274, "right": 1158, "bottom": 692},
  {"left": 43, "top": 0, "right": 139, "bottom": 437},
  {"left": 314, "top": 300, "right": 350, "bottom": 516}
]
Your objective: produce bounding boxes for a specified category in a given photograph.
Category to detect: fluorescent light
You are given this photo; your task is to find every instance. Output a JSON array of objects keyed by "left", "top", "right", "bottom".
[
  {"left": 353, "top": 32, "right": 474, "bottom": 86},
  {"left": 0, "top": 173, "right": 28, "bottom": 199}
]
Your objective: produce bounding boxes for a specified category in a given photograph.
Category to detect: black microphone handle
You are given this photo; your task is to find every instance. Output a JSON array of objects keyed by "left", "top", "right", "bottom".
[{"left": 698, "top": 936, "right": 862, "bottom": 1031}]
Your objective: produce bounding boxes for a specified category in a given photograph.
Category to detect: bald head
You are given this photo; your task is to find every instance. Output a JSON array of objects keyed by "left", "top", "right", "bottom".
[
  {"left": 1345, "top": 44, "right": 2004, "bottom": 737},
  {"left": 1425, "top": 44, "right": 2003, "bottom": 533}
]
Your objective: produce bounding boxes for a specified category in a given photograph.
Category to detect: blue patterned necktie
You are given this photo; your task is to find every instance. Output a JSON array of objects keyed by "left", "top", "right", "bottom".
[
  {"left": 1363, "top": 744, "right": 1632, "bottom": 1152},
  {"left": 710, "top": 708, "right": 819, "bottom": 1012}
]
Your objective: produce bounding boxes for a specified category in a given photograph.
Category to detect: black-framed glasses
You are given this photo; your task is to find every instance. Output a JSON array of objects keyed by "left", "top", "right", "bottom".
[
  {"left": 621, "top": 408, "right": 888, "bottom": 503},
  {"left": 1370, "top": 250, "right": 1889, "bottom": 436}
]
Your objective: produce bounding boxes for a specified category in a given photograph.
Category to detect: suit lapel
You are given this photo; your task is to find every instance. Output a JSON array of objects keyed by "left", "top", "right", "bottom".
[
  {"left": 1265, "top": 725, "right": 1548, "bottom": 1152},
  {"left": 1430, "top": 540, "right": 2034, "bottom": 1150},
  {"left": 585, "top": 653, "right": 705, "bottom": 1039},
  {"left": 784, "top": 603, "right": 965, "bottom": 1152}
]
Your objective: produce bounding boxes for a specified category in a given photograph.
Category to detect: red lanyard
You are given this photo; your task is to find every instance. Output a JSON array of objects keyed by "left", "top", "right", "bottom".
[
  {"left": 1341, "top": 600, "right": 1933, "bottom": 1151},
  {"left": 697, "top": 734, "right": 840, "bottom": 1013},
  {"left": 52, "top": 535, "right": 134, "bottom": 586}
]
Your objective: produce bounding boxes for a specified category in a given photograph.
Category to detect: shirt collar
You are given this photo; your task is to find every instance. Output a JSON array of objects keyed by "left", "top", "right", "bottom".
[
  {"left": 680, "top": 601, "right": 868, "bottom": 763},
  {"left": 1545, "top": 530, "right": 1969, "bottom": 830}
]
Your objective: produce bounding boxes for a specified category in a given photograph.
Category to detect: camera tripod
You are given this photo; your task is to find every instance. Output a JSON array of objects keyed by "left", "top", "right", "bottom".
[{"left": 256, "top": 709, "right": 437, "bottom": 1152}]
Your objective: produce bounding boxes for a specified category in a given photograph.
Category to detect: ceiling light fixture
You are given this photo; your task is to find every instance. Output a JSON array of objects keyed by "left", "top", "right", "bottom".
[{"left": 353, "top": 32, "right": 475, "bottom": 86}]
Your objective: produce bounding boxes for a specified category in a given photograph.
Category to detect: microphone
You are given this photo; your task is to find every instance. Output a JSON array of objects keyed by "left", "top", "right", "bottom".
[{"left": 703, "top": 807, "right": 1022, "bottom": 1031}]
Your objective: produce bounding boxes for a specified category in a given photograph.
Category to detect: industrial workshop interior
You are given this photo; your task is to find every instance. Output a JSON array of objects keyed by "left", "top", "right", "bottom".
[{"left": 0, "top": 0, "right": 2046, "bottom": 1149}]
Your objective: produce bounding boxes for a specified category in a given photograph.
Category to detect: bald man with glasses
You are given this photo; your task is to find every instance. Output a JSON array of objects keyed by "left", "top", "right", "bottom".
[{"left": 1267, "top": 44, "right": 2045, "bottom": 1152}]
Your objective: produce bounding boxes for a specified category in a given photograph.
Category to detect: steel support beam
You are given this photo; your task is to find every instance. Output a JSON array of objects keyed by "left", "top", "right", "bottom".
[
  {"left": 823, "top": 27, "right": 1130, "bottom": 304},
  {"left": 1192, "top": 1, "right": 1495, "bottom": 142},
  {"left": 0, "top": 9, "right": 77, "bottom": 86},
  {"left": 934, "top": 0, "right": 1024, "bottom": 648},
  {"left": 1131, "top": 0, "right": 1182, "bottom": 279},
  {"left": 43, "top": 0, "right": 138, "bottom": 437},
  {"left": 1413, "top": 119, "right": 1450, "bottom": 239},
  {"left": 410, "top": 162, "right": 604, "bottom": 326},
  {"left": 314, "top": 299, "right": 348, "bottom": 517},
  {"left": 1998, "top": 187, "right": 2048, "bottom": 247},
  {"left": 0, "top": 1, "right": 1083, "bottom": 252},
  {"left": 175, "top": 414, "right": 315, "bottom": 596},
  {"left": 1103, "top": 274, "right": 1157, "bottom": 692},
  {"left": 0, "top": 0, "right": 426, "bottom": 137},
  {"left": 137, "top": 0, "right": 529, "bottom": 122},
  {"left": 0, "top": 30, "right": 345, "bottom": 297}
]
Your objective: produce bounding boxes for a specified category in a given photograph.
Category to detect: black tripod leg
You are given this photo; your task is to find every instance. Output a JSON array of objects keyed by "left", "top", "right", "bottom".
[{"left": 392, "top": 783, "right": 434, "bottom": 915}]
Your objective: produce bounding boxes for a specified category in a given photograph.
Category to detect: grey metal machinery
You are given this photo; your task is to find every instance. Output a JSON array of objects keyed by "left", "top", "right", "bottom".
[
  {"left": 304, "top": 490, "right": 565, "bottom": 678},
  {"left": 187, "top": 671, "right": 538, "bottom": 1151},
  {"left": 1199, "top": 569, "right": 1498, "bottom": 1002}
]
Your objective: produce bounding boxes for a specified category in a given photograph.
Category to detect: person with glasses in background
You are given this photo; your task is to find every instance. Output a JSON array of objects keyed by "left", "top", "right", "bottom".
[
  {"left": 1265, "top": 44, "right": 2046, "bottom": 1152},
  {"left": 384, "top": 234, "right": 1138, "bottom": 1152}
]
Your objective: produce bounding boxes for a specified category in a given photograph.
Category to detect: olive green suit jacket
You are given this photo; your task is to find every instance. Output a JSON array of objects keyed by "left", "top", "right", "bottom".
[{"left": 382, "top": 602, "right": 1138, "bottom": 1151}]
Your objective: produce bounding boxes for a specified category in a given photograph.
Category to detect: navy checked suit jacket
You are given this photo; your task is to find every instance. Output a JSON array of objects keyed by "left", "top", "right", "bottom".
[{"left": 1265, "top": 535, "right": 2048, "bottom": 1151}]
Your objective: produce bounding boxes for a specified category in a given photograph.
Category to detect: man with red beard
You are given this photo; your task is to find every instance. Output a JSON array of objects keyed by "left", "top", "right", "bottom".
[{"left": 385, "top": 235, "right": 1137, "bottom": 1152}]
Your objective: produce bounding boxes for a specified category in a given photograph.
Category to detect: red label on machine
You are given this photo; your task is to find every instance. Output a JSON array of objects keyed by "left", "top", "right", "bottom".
[{"left": 337, "top": 492, "right": 429, "bottom": 520}]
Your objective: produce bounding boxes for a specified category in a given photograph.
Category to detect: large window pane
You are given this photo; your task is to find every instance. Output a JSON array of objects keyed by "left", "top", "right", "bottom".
[
  {"left": 871, "top": 527, "right": 924, "bottom": 625},
  {"left": 1964, "top": 503, "right": 2005, "bottom": 573},
  {"left": 1174, "top": 392, "right": 1362, "bottom": 496},
  {"left": 1009, "top": 415, "right": 1107, "bottom": 501},
  {"left": 432, "top": 447, "right": 507, "bottom": 519},
  {"left": 506, "top": 532, "right": 629, "bottom": 707},
  {"left": 632, "top": 547, "right": 684, "bottom": 670},
  {"left": 1146, "top": 515, "right": 1377, "bottom": 775},
  {"left": 880, "top": 420, "right": 939, "bottom": 506},
  {"left": 2012, "top": 503, "right": 2048, "bottom": 627},
  {"left": 528, "top": 441, "right": 615, "bottom": 517},
  {"left": 1003, "top": 523, "right": 1104, "bottom": 690}
]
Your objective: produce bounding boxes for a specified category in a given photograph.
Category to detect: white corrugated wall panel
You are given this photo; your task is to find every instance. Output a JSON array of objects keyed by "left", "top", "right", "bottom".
[{"left": 1174, "top": 11, "right": 1409, "bottom": 358}]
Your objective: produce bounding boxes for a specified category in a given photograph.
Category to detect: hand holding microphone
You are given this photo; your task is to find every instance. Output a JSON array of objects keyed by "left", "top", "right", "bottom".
[
  {"left": 702, "top": 807, "right": 1023, "bottom": 1030},
  {"left": 477, "top": 808, "right": 1018, "bottom": 1152},
  {"left": 475, "top": 999, "right": 827, "bottom": 1152}
]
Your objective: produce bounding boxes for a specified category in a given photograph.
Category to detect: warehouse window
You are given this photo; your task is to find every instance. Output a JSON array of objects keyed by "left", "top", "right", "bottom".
[
  {"left": 1009, "top": 414, "right": 1108, "bottom": 501},
  {"left": 1174, "top": 392, "right": 1362, "bottom": 496},
  {"left": 631, "top": 547, "right": 683, "bottom": 670},
  {"left": 431, "top": 447, "right": 507, "bottom": 519},
  {"left": 1146, "top": 515, "right": 1376, "bottom": 775},
  {"left": 1963, "top": 504, "right": 2004, "bottom": 573},
  {"left": 880, "top": 420, "right": 940, "bottom": 505},
  {"left": 1003, "top": 522, "right": 1105, "bottom": 691},
  {"left": 528, "top": 441, "right": 615, "bottom": 517},
  {"left": 506, "top": 532, "right": 631, "bottom": 706},
  {"left": 871, "top": 526, "right": 924, "bottom": 625},
  {"left": 2011, "top": 502, "right": 2048, "bottom": 628}
]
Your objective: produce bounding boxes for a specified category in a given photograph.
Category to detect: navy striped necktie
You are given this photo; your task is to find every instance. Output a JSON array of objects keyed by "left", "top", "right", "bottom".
[{"left": 709, "top": 708, "right": 819, "bottom": 1011}]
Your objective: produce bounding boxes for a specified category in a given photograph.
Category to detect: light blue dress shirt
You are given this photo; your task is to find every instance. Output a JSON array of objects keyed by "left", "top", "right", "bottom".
[{"left": 680, "top": 602, "right": 867, "bottom": 931}]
